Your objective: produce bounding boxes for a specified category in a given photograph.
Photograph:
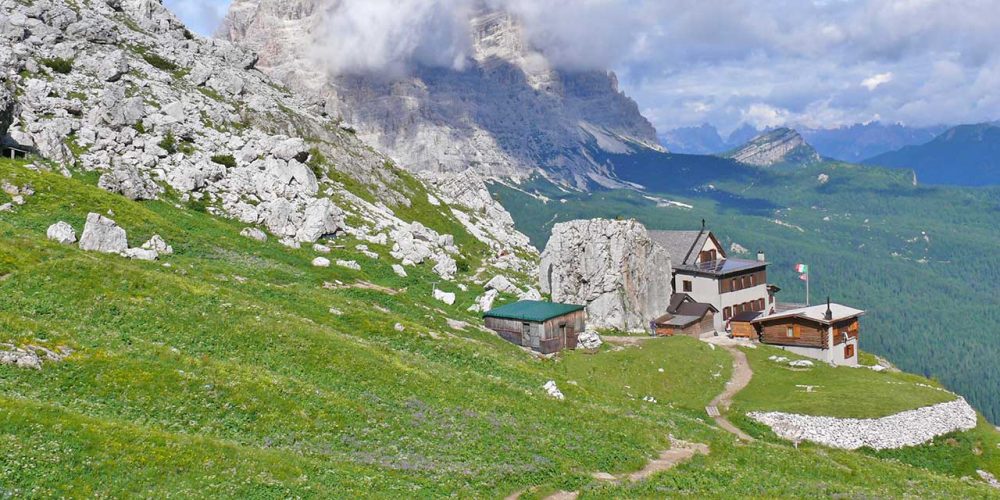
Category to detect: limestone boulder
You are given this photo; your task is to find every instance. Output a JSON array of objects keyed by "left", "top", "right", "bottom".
[
  {"left": 46, "top": 221, "right": 76, "bottom": 244},
  {"left": 79, "top": 213, "right": 128, "bottom": 254},
  {"left": 539, "top": 219, "right": 672, "bottom": 332}
]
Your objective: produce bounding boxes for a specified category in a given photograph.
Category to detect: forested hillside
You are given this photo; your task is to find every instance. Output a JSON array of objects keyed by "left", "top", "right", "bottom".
[
  {"left": 491, "top": 152, "right": 1000, "bottom": 424},
  {"left": 865, "top": 123, "right": 1000, "bottom": 186}
]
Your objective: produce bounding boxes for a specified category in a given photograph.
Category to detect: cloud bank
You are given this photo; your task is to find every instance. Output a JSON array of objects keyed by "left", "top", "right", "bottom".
[{"left": 166, "top": 0, "right": 1000, "bottom": 132}]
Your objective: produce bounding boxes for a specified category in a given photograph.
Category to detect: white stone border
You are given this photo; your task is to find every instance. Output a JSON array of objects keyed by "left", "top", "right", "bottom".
[{"left": 748, "top": 398, "right": 977, "bottom": 450}]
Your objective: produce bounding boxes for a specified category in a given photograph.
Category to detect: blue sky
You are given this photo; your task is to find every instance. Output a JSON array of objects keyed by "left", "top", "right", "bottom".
[{"left": 164, "top": 0, "right": 1000, "bottom": 134}]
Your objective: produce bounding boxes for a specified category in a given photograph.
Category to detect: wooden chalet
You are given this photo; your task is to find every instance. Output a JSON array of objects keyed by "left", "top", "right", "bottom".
[
  {"left": 483, "top": 300, "right": 586, "bottom": 354},
  {"left": 653, "top": 293, "right": 717, "bottom": 337},
  {"left": 729, "top": 311, "right": 762, "bottom": 339},
  {"left": 751, "top": 299, "right": 864, "bottom": 366}
]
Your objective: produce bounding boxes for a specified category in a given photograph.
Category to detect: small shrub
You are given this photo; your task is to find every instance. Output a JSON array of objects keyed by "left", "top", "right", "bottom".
[
  {"left": 210, "top": 155, "right": 237, "bottom": 169},
  {"left": 142, "top": 52, "right": 178, "bottom": 72},
  {"left": 158, "top": 131, "right": 177, "bottom": 154},
  {"left": 133, "top": 122, "right": 146, "bottom": 134},
  {"left": 41, "top": 58, "right": 73, "bottom": 74}
]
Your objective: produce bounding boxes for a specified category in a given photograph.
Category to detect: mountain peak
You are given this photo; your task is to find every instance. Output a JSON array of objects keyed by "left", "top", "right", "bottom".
[{"left": 726, "top": 127, "right": 821, "bottom": 167}]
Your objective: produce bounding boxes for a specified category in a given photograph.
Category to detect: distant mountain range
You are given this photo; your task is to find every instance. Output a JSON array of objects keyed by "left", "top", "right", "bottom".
[
  {"left": 864, "top": 123, "right": 1000, "bottom": 186},
  {"left": 660, "top": 122, "right": 946, "bottom": 163}
]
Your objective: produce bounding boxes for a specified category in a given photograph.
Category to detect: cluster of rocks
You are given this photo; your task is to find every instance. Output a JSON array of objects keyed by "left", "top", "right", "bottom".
[
  {"left": 542, "top": 380, "right": 565, "bottom": 400},
  {"left": 47, "top": 213, "right": 172, "bottom": 261},
  {"left": 0, "top": 179, "right": 33, "bottom": 212},
  {"left": 539, "top": 219, "right": 672, "bottom": 331},
  {"left": 576, "top": 331, "right": 603, "bottom": 349},
  {"left": 0, "top": 343, "right": 72, "bottom": 370},
  {"left": 467, "top": 275, "right": 542, "bottom": 313},
  {"left": 748, "top": 398, "right": 978, "bottom": 450},
  {"left": 1, "top": 0, "right": 542, "bottom": 288}
]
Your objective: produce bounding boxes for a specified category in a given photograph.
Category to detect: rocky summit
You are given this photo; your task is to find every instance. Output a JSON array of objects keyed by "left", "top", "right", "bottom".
[
  {"left": 725, "top": 127, "right": 821, "bottom": 167},
  {"left": 0, "top": 0, "right": 535, "bottom": 277},
  {"left": 219, "top": 2, "right": 663, "bottom": 189}
]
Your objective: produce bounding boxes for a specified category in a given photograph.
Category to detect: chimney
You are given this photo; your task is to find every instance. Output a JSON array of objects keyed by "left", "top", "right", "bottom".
[
  {"left": 701, "top": 219, "right": 706, "bottom": 231},
  {"left": 824, "top": 297, "right": 833, "bottom": 321},
  {"left": 757, "top": 250, "right": 766, "bottom": 262}
]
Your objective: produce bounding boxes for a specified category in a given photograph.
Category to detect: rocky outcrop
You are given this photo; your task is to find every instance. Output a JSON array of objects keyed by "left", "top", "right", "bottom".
[
  {"left": 539, "top": 219, "right": 672, "bottom": 331},
  {"left": 220, "top": 2, "right": 664, "bottom": 188},
  {"left": 0, "top": 82, "right": 14, "bottom": 138},
  {"left": 726, "top": 128, "right": 821, "bottom": 167},
  {"left": 78, "top": 213, "right": 128, "bottom": 254},
  {"left": 748, "top": 398, "right": 977, "bottom": 450}
]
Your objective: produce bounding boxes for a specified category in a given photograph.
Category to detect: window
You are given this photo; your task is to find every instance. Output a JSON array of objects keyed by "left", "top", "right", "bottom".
[
  {"left": 521, "top": 322, "right": 531, "bottom": 337},
  {"left": 741, "top": 276, "right": 748, "bottom": 289},
  {"left": 844, "top": 344, "right": 855, "bottom": 359},
  {"left": 786, "top": 326, "right": 795, "bottom": 338},
  {"left": 683, "top": 280, "right": 693, "bottom": 292},
  {"left": 731, "top": 279, "right": 738, "bottom": 291},
  {"left": 723, "top": 307, "right": 732, "bottom": 321},
  {"left": 749, "top": 275, "right": 755, "bottom": 287},
  {"left": 757, "top": 298, "right": 766, "bottom": 311}
]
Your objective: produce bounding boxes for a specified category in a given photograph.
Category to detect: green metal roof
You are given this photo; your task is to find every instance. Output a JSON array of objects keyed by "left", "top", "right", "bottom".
[{"left": 483, "top": 300, "right": 585, "bottom": 323}]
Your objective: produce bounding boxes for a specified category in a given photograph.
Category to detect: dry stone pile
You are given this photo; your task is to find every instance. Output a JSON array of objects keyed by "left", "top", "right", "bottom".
[{"left": 748, "top": 398, "right": 978, "bottom": 450}]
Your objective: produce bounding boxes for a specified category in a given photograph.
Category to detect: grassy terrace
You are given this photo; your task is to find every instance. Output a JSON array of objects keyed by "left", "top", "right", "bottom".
[
  {"left": 733, "top": 345, "right": 957, "bottom": 419},
  {"left": 0, "top": 159, "right": 997, "bottom": 497}
]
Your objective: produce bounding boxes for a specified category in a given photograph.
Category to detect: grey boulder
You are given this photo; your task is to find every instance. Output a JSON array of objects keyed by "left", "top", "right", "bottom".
[{"left": 79, "top": 213, "right": 128, "bottom": 254}]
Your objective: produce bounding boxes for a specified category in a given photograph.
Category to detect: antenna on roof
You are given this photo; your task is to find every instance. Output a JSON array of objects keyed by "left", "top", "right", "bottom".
[
  {"left": 701, "top": 218, "right": 706, "bottom": 230},
  {"left": 824, "top": 297, "right": 833, "bottom": 321}
]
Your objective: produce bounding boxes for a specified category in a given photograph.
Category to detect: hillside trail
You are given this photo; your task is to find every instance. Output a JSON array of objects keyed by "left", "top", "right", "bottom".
[
  {"left": 707, "top": 344, "right": 755, "bottom": 442},
  {"left": 511, "top": 340, "right": 761, "bottom": 500}
]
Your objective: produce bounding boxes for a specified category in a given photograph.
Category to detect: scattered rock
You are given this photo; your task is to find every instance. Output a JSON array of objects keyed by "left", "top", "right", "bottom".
[
  {"left": 328, "top": 307, "right": 343, "bottom": 316},
  {"left": 46, "top": 221, "right": 77, "bottom": 244},
  {"left": 977, "top": 470, "right": 1000, "bottom": 489},
  {"left": 241, "top": 227, "right": 268, "bottom": 242},
  {"left": 485, "top": 275, "right": 519, "bottom": 294},
  {"left": 789, "top": 360, "right": 814, "bottom": 368},
  {"left": 818, "top": 173, "right": 830, "bottom": 184},
  {"left": 312, "top": 257, "right": 331, "bottom": 268},
  {"left": 122, "top": 247, "right": 158, "bottom": 261},
  {"left": 577, "top": 331, "right": 603, "bottom": 349},
  {"left": 543, "top": 380, "right": 565, "bottom": 400},
  {"left": 393, "top": 323, "right": 405, "bottom": 332},
  {"left": 468, "top": 288, "right": 499, "bottom": 313},
  {"left": 142, "top": 235, "right": 173, "bottom": 255},
  {"left": 0, "top": 344, "right": 72, "bottom": 370},
  {"left": 433, "top": 289, "right": 456, "bottom": 305},
  {"left": 336, "top": 259, "right": 361, "bottom": 271},
  {"left": 313, "top": 243, "right": 331, "bottom": 253},
  {"left": 391, "top": 264, "right": 408, "bottom": 278},
  {"left": 78, "top": 213, "right": 128, "bottom": 254}
]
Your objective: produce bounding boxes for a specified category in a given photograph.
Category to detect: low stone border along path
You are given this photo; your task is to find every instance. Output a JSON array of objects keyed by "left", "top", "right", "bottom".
[{"left": 748, "top": 398, "right": 978, "bottom": 450}]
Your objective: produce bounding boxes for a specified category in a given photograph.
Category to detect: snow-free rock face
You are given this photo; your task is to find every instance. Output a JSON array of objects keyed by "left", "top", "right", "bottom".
[
  {"left": 220, "top": 3, "right": 664, "bottom": 188},
  {"left": 726, "top": 128, "right": 821, "bottom": 167},
  {"left": 749, "top": 397, "right": 978, "bottom": 450},
  {"left": 0, "top": 83, "right": 15, "bottom": 138},
  {"left": 539, "top": 219, "right": 672, "bottom": 331},
  {"left": 46, "top": 221, "right": 76, "bottom": 244}
]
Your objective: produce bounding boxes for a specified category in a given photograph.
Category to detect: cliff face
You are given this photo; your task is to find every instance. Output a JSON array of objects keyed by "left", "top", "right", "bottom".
[
  {"left": 726, "top": 128, "right": 821, "bottom": 167},
  {"left": 219, "top": 1, "right": 663, "bottom": 189},
  {"left": 539, "top": 219, "right": 672, "bottom": 331}
]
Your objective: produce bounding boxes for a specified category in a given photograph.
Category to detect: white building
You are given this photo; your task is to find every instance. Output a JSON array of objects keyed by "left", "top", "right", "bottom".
[{"left": 649, "top": 227, "right": 774, "bottom": 331}]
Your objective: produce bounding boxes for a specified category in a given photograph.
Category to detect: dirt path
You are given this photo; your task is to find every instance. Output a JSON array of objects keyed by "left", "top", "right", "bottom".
[
  {"left": 707, "top": 345, "right": 755, "bottom": 441},
  {"left": 509, "top": 342, "right": 754, "bottom": 499}
]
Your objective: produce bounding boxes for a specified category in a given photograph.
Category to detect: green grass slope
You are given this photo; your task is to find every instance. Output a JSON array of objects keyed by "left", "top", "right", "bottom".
[{"left": 0, "top": 159, "right": 998, "bottom": 497}]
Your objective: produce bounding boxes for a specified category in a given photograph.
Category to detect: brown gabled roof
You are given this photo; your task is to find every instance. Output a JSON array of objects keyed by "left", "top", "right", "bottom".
[
  {"left": 656, "top": 294, "right": 717, "bottom": 327},
  {"left": 648, "top": 230, "right": 705, "bottom": 266}
]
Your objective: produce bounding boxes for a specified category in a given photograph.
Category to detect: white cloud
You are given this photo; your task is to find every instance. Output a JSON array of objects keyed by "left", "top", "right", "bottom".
[
  {"left": 861, "top": 72, "right": 893, "bottom": 91},
  {"left": 163, "top": 0, "right": 231, "bottom": 36}
]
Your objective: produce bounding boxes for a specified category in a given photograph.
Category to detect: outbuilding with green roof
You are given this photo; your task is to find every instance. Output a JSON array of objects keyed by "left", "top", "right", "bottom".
[{"left": 484, "top": 300, "right": 587, "bottom": 354}]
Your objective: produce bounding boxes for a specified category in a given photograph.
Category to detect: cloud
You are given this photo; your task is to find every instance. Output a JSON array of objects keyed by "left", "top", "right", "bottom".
[
  {"left": 164, "top": 0, "right": 1000, "bottom": 132},
  {"left": 861, "top": 72, "right": 893, "bottom": 91},
  {"left": 163, "top": 0, "right": 231, "bottom": 36}
]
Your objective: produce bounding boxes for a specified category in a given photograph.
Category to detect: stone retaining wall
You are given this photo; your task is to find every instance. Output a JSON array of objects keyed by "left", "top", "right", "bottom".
[{"left": 748, "top": 398, "right": 978, "bottom": 450}]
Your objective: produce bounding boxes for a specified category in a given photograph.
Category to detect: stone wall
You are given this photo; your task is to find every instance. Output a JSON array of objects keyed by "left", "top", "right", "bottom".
[{"left": 748, "top": 398, "right": 978, "bottom": 450}]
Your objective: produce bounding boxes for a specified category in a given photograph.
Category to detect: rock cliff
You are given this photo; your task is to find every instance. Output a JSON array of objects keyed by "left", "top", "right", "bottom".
[
  {"left": 219, "top": 2, "right": 663, "bottom": 189},
  {"left": 0, "top": 0, "right": 536, "bottom": 280},
  {"left": 539, "top": 219, "right": 672, "bottom": 331},
  {"left": 726, "top": 128, "right": 820, "bottom": 167}
]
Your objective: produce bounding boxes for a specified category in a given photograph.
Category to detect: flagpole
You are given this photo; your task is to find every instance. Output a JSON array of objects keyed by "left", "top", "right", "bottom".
[{"left": 806, "top": 273, "right": 810, "bottom": 306}]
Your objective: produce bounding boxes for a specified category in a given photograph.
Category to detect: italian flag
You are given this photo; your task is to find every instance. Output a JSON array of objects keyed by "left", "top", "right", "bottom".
[{"left": 794, "top": 263, "right": 809, "bottom": 273}]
